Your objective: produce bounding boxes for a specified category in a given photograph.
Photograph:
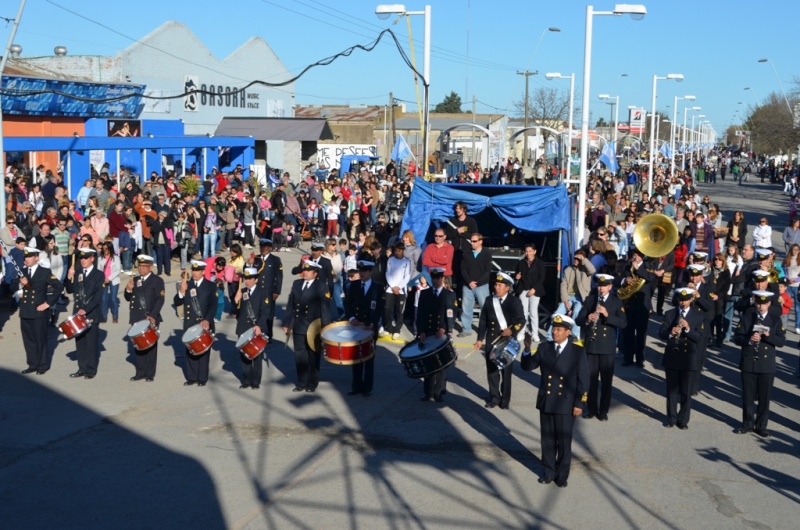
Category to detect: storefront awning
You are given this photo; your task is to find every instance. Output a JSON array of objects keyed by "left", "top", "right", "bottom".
[{"left": 215, "top": 117, "right": 334, "bottom": 141}]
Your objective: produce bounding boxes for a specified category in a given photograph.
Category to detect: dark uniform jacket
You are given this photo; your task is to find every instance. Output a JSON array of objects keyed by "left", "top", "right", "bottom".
[
  {"left": 658, "top": 307, "right": 705, "bottom": 371},
  {"left": 513, "top": 257, "right": 546, "bottom": 297},
  {"left": 415, "top": 287, "right": 457, "bottom": 335},
  {"left": 477, "top": 294, "right": 525, "bottom": 346},
  {"left": 645, "top": 252, "right": 675, "bottom": 282},
  {"left": 345, "top": 280, "right": 382, "bottom": 330},
  {"left": 283, "top": 278, "right": 332, "bottom": 335},
  {"left": 236, "top": 284, "right": 269, "bottom": 335},
  {"left": 521, "top": 341, "right": 589, "bottom": 414},
  {"left": 13, "top": 265, "right": 63, "bottom": 319},
  {"left": 733, "top": 308, "right": 786, "bottom": 374},
  {"left": 619, "top": 263, "right": 656, "bottom": 311},
  {"left": 69, "top": 266, "right": 105, "bottom": 320},
  {"left": 174, "top": 278, "right": 218, "bottom": 332},
  {"left": 291, "top": 256, "right": 333, "bottom": 292},
  {"left": 124, "top": 273, "right": 166, "bottom": 325},
  {"left": 575, "top": 292, "right": 627, "bottom": 354},
  {"left": 692, "top": 280, "right": 718, "bottom": 326},
  {"left": 735, "top": 284, "right": 781, "bottom": 318},
  {"left": 254, "top": 253, "right": 282, "bottom": 318}
]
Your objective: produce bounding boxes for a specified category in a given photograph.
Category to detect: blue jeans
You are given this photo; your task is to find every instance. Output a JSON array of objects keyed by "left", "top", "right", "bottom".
[
  {"left": 548, "top": 295, "right": 583, "bottom": 340},
  {"left": 461, "top": 283, "right": 490, "bottom": 333},
  {"left": 101, "top": 282, "right": 120, "bottom": 321},
  {"left": 203, "top": 232, "right": 218, "bottom": 258},
  {"left": 789, "top": 286, "right": 800, "bottom": 328},
  {"left": 120, "top": 248, "right": 132, "bottom": 271},
  {"left": 332, "top": 278, "right": 344, "bottom": 318},
  {"left": 215, "top": 287, "right": 225, "bottom": 320},
  {"left": 155, "top": 244, "right": 171, "bottom": 276},
  {"left": 723, "top": 296, "right": 738, "bottom": 342}
]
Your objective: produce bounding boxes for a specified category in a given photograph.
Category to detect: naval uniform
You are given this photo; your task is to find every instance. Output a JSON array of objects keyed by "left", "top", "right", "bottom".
[
  {"left": 253, "top": 252, "right": 282, "bottom": 340},
  {"left": 124, "top": 273, "right": 165, "bottom": 379},
  {"left": 236, "top": 284, "right": 269, "bottom": 387},
  {"left": 689, "top": 279, "right": 717, "bottom": 394},
  {"left": 575, "top": 291, "right": 627, "bottom": 418},
  {"left": 345, "top": 278, "right": 382, "bottom": 394},
  {"left": 620, "top": 263, "right": 655, "bottom": 366},
  {"left": 733, "top": 308, "right": 786, "bottom": 432},
  {"left": 477, "top": 294, "right": 524, "bottom": 408},
  {"left": 521, "top": 340, "right": 589, "bottom": 485},
  {"left": 13, "top": 265, "right": 63, "bottom": 372},
  {"left": 283, "top": 278, "right": 331, "bottom": 390},
  {"left": 174, "top": 278, "right": 218, "bottom": 384},
  {"left": 658, "top": 307, "right": 705, "bottom": 427},
  {"left": 68, "top": 265, "right": 105, "bottom": 376},
  {"left": 415, "top": 285, "right": 457, "bottom": 400}
]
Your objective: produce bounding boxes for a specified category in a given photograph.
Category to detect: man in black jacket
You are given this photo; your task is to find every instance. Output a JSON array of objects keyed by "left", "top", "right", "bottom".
[
  {"left": 124, "top": 255, "right": 165, "bottom": 381},
  {"left": 282, "top": 261, "right": 332, "bottom": 392},
  {"left": 235, "top": 267, "right": 269, "bottom": 389},
  {"left": 620, "top": 248, "right": 656, "bottom": 367},
  {"left": 576, "top": 273, "right": 627, "bottom": 420},
  {"left": 733, "top": 291, "right": 786, "bottom": 438},
  {"left": 13, "top": 247, "right": 63, "bottom": 374},
  {"left": 685, "top": 264, "right": 717, "bottom": 394},
  {"left": 459, "top": 233, "right": 493, "bottom": 337},
  {"left": 521, "top": 314, "right": 588, "bottom": 488},
  {"left": 175, "top": 260, "right": 218, "bottom": 386},
  {"left": 66, "top": 248, "right": 105, "bottom": 379},
  {"left": 475, "top": 272, "right": 524, "bottom": 409},
  {"left": 252, "top": 238, "right": 283, "bottom": 341},
  {"left": 416, "top": 267, "right": 457, "bottom": 402},
  {"left": 658, "top": 287, "right": 705, "bottom": 429},
  {"left": 345, "top": 260, "right": 382, "bottom": 396},
  {"left": 514, "top": 244, "right": 546, "bottom": 342},
  {"left": 291, "top": 241, "right": 333, "bottom": 293}
]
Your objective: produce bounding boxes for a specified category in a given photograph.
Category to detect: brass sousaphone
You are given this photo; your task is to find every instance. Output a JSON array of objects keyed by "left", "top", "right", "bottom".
[{"left": 618, "top": 213, "right": 679, "bottom": 300}]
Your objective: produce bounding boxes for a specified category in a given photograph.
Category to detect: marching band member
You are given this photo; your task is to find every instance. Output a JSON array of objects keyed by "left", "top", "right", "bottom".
[
  {"left": 474, "top": 272, "right": 524, "bottom": 410},
  {"left": 282, "top": 261, "right": 331, "bottom": 393},
  {"left": 345, "top": 260, "right": 381, "bottom": 397},
  {"left": 175, "top": 260, "right": 218, "bottom": 387},
  {"left": 416, "top": 267, "right": 457, "bottom": 402},
  {"left": 521, "top": 314, "right": 588, "bottom": 488},
  {"left": 685, "top": 263, "right": 717, "bottom": 395},
  {"left": 658, "top": 288, "right": 704, "bottom": 430},
  {"left": 67, "top": 248, "right": 104, "bottom": 379},
  {"left": 620, "top": 248, "right": 655, "bottom": 368},
  {"left": 14, "top": 247, "right": 63, "bottom": 375},
  {"left": 251, "top": 238, "right": 282, "bottom": 342},
  {"left": 234, "top": 267, "right": 268, "bottom": 389},
  {"left": 124, "top": 255, "right": 165, "bottom": 382},
  {"left": 575, "top": 273, "right": 627, "bottom": 420}
]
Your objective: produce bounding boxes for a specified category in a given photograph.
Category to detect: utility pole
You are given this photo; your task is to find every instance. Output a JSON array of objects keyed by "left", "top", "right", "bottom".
[
  {"left": 517, "top": 70, "right": 537, "bottom": 167},
  {"left": 471, "top": 95, "right": 476, "bottom": 165},
  {"left": 389, "top": 91, "right": 396, "bottom": 162}
]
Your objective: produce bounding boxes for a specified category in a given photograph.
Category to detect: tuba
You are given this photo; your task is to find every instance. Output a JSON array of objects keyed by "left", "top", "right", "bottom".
[{"left": 619, "top": 214, "right": 679, "bottom": 301}]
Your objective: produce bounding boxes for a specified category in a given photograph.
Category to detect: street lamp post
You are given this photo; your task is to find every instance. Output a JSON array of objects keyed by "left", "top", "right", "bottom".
[
  {"left": 599, "top": 94, "right": 620, "bottom": 144},
  {"left": 577, "top": 3, "right": 646, "bottom": 249},
  {"left": 376, "top": 4, "right": 431, "bottom": 175},
  {"left": 517, "top": 70, "right": 538, "bottom": 167},
  {"left": 648, "top": 73, "right": 683, "bottom": 196},
  {"left": 546, "top": 72, "right": 575, "bottom": 181},
  {"left": 671, "top": 95, "right": 695, "bottom": 176},
  {"left": 758, "top": 58, "right": 792, "bottom": 115},
  {"left": 682, "top": 105, "right": 701, "bottom": 170}
]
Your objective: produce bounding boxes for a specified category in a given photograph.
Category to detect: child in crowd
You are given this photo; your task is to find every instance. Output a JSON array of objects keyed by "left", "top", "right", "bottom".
[{"left": 778, "top": 278, "right": 792, "bottom": 328}]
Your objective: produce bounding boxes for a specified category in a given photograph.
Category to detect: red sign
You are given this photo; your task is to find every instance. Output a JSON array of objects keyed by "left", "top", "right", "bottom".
[{"left": 617, "top": 123, "right": 629, "bottom": 132}]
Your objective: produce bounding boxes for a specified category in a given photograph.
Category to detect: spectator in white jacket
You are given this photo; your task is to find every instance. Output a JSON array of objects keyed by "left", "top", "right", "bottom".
[
  {"left": 752, "top": 217, "right": 773, "bottom": 248},
  {"left": 380, "top": 241, "right": 412, "bottom": 340}
]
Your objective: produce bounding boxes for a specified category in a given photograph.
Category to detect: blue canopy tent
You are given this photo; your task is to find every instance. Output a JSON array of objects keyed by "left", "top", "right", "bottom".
[{"left": 339, "top": 154, "right": 378, "bottom": 177}]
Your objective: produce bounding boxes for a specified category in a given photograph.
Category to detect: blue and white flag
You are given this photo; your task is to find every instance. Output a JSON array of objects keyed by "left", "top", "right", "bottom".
[
  {"left": 659, "top": 142, "right": 672, "bottom": 159},
  {"left": 391, "top": 134, "right": 413, "bottom": 161},
  {"left": 599, "top": 141, "right": 619, "bottom": 173}
]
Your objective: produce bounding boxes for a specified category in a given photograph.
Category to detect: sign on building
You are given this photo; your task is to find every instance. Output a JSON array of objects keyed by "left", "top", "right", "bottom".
[
  {"left": 317, "top": 144, "right": 377, "bottom": 169},
  {"left": 629, "top": 108, "right": 645, "bottom": 134}
]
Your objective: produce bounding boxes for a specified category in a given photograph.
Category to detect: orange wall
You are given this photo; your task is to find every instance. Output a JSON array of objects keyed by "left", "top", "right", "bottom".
[{"left": 4, "top": 116, "right": 85, "bottom": 172}]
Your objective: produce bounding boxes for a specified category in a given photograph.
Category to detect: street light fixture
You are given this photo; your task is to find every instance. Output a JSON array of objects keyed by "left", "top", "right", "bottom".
[
  {"left": 376, "top": 3, "right": 431, "bottom": 174},
  {"left": 648, "top": 72, "right": 683, "bottom": 195},
  {"left": 671, "top": 95, "right": 695, "bottom": 176},
  {"left": 758, "top": 58, "right": 792, "bottom": 114},
  {"left": 545, "top": 72, "right": 575, "bottom": 182},
  {"left": 577, "top": 3, "right": 647, "bottom": 248},
  {"left": 682, "top": 106, "right": 700, "bottom": 171},
  {"left": 599, "top": 94, "right": 621, "bottom": 144}
]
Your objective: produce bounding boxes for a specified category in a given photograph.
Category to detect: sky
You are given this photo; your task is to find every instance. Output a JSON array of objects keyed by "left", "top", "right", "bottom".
[{"left": 3, "top": 0, "right": 799, "bottom": 138}]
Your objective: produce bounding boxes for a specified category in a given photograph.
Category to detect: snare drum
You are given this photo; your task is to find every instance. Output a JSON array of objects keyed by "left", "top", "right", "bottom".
[
  {"left": 57, "top": 313, "right": 90, "bottom": 340},
  {"left": 399, "top": 336, "right": 457, "bottom": 378},
  {"left": 127, "top": 320, "right": 160, "bottom": 351},
  {"left": 182, "top": 324, "right": 213, "bottom": 356},
  {"left": 320, "top": 321, "right": 374, "bottom": 365},
  {"left": 236, "top": 327, "right": 268, "bottom": 360},
  {"left": 490, "top": 337, "right": 521, "bottom": 369}
]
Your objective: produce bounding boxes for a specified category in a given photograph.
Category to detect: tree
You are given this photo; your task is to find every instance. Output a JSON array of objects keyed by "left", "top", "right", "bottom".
[
  {"left": 513, "top": 86, "right": 572, "bottom": 126},
  {"left": 745, "top": 92, "right": 800, "bottom": 154},
  {"left": 595, "top": 117, "right": 608, "bottom": 128},
  {"left": 434, "top": 91, "right": 463, "bottom": 113}
]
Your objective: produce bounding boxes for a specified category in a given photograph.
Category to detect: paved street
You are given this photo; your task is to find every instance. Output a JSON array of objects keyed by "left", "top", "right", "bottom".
[{"left": 0, "top": 176, "right": 798, "bottom": 530}]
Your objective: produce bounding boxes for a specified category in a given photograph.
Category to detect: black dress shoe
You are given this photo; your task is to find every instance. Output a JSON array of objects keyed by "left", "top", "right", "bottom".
[
  {"left": 582, "top": 412, "right": 595, "bottom": 419},
  {"left": 621, "top": 362, "right": 633, "bottom": 367},
  {"left": 434, "top": 395, "right": 445, "bottom": 403},
  {"left": 197, "top": 382, "right": 207, "bottom": 387},
  {"left": 239, "top": 384, "right": 250, "bottom": 389},
  {"left": 21, "top": 368, "right": 37, "bottom": 374},
  {"left": 306, "top": 387, "right": 316, "bottom": 393},
  {"left": 294, "top": 387, "right": 306, "bottom": 392},
  {"left": 184, "top": 381, "right": 197, "bottom": 386},
  {"left": 37, "top": 370, "right": 47, "bottom": 375},
  {"left": 145, "top": 378, "right": 154, "bottom": 382},
  {"left": 84, "top": 374, "right": 95, "bottom": 379},
  {"left": 131, "top": 376, "right": 143, "bottom": 381},
  {"left": 598, "top": 414, "right": 609, "bottom": 421},
  {"left": 420, "top": 395, "right": 432, "bottom": 402},
  {"left": 556, "top": 481, "right": 568, "bottom": 488},
  {"left": 251, "top": 385, "right": 260, "bottom": 390},
  {"left": 677, "top": 424, "right": 688, "bottom": 430},
  {"left": 485, "top": 402, "right": 497, "bottom": 409},
  {"left": 635, "top": 362, "right": 645, "bottom": 368},
  {"left": 362, "top": 391, "right": 371, "bottom": 397},
  {"left": 754, "top": 429, "right": 771, "bottom": 438},
  {"left": 499, "top": 404, "right": 509, "bottom": 410},
  {"left": 537, "top": 477, "right": 553, "bottom": 484},
  {"left": 662, "top": 421, "right": 675, "bottom": 428},
  {"left": 70, "top": 371, "right": 86, "bottom": 378},
  {"left": 733, "top": 427, "right": 753, "bottom": 434}
]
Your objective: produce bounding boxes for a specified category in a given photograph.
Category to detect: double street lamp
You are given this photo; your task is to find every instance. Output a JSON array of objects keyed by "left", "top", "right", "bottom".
[
  {"left": 545, "top": 72, "right": 575, "bottom": 181},
  {"left": 681, "top": 105, "right": 701, "bottom": 170},
  {"left": 671, "top": 95, "right": 695, "bottom": 176},
  {"left": 599, "top": 93, "right": 620, "bottom": 144},
  {"left": 648, "top": 73, "right": 683, "bottom": 195}
]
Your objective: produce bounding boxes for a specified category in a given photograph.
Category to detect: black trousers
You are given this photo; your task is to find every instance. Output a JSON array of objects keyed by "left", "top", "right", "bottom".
[
  {"left": 655, "top": 282, "right": 672, "bottom": 314},
  {"left": 587, "top": 353, "right": 615, "bottom": 416},
  {"left": 383, "top": 292, "right": 406, "bottom": 333},
  {"left": 135, "top": 343, "right": 158, "bottom": 379},
  {"left": 665, "top": 368, "right": 695, "bottom": 426},
  {"left": 741, "top": 371, "right": 774, "bottom": 430},
  {"left": 485, "top": 355, "right": 512, "bottom": 406},
  {"left": 21, "top": 317, "right": 49, "bottom": 371},
  {"left": 351, "top": 356, "right": 375, "bottom": 394},
  {"left": 75, "top": 321, "right": 99, "bottom": 375},
  {"left": 293, "top": 332, "right": 320, "bottom": 389},
  {"left": 691, "top": 321, "right": 712, "bottom": 394},
  {"left": 423, "top": 366, "right": 449, "bottom": 398},
  {"left": 241, "top": 353, "right": 263, "bottom": 387},
  {"left": 623, "top": 308, "right": 649, "bottom": 364},
  {"left": 539, "top": 411, "right": 576, "bottom": 483},
  {"left": 185, "top": 348, "right": 210, "bottom": 383}
]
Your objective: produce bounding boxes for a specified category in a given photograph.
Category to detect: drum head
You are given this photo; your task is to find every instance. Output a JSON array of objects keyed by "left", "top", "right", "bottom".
[
  {"left": 183, "top": 324, "right": 204, "bottom": 342},
  {"left": 235, "top": 328, "right": 255, "bottom": 348},
  {"left": 491, "top": 336, "right": 511, "bottom": 355},
  {"left": 322, "top": 324, "right": 372, "bottom": 343},
  {"left": 399, "top": 335, "right": 449, "bottom": 359},
  {"left": 127, "top": 320, "right": 151, "bottom": 337}
]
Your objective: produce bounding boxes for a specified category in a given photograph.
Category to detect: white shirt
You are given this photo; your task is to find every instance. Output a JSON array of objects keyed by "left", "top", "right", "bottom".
[
  {"left": 554, "top": 339, "right": 569, "bottom": 354},
  {"left": 385, "top": 256, "right": 411, "bottom": 293}
]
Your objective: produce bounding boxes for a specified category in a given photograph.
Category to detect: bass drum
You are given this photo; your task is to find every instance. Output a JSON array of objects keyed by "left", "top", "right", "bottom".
[{"left": 398, "top": 335, "right": 457, "bottom": 378}]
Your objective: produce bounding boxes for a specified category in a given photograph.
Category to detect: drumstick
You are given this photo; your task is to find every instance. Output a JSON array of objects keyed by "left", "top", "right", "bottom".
[{"left": 463, "top": 334, "right": 503, "bottom": 360}]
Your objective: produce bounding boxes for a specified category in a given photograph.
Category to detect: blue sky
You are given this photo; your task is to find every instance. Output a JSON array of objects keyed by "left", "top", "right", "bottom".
[{"left": 5, "top": 0, "right": 799, "bottom": 136}]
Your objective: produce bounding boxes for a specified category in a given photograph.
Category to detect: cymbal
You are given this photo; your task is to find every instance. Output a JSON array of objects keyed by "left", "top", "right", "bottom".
[{"left": 306, "top": 318, "right": 322, "bottom": 351}]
